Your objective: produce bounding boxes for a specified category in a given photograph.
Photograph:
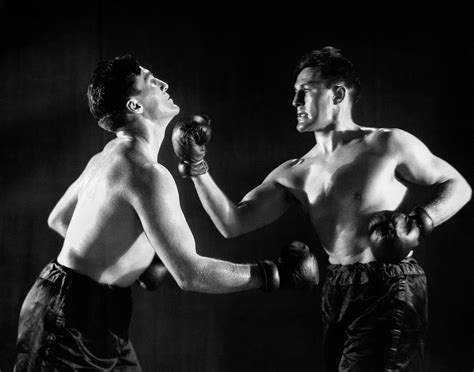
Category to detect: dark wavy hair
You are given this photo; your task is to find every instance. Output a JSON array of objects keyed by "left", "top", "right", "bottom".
[
  {"left": 87, "top": 54, "right": 142, "bottom": 132},
  {"left": 295, "top": 46, "right": 361, "bottom": 104}
]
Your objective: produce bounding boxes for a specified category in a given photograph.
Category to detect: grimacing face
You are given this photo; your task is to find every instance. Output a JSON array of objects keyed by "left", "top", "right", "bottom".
[
  {"left": 292, "top": 67, "right": 335, "bottom": 133},
  {"left": 133, "top": 67, "right": 180, "bottom": 121}
]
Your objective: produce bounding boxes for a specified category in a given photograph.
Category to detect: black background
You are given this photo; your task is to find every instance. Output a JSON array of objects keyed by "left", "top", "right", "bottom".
[{"left": 1, "top": 2, "right": 472, "bottom": 371}]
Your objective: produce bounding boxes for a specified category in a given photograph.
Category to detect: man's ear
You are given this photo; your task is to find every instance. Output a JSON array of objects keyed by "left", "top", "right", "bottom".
[
  {"left": 332, "top": 85, "right": 346, "bottom": 105},
  {"left": 126, "top": 99, "right": 143, "bottom": 114}
]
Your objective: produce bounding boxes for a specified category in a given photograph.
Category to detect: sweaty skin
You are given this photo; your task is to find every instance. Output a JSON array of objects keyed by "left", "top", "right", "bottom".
[
  {"left": 190, "top": 67, "right": 471, "bottom": 265},
  {"left": 49, "top": 67, "right": 262, "bottom": 292}
]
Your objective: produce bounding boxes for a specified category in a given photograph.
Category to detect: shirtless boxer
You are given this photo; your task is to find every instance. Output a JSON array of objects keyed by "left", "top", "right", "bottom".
[
  {"left": 172, "top": 47, "right": 472, "bottom": 370},
  {"left": 14, "top": 55, "right": 319, "bottom": 371}
]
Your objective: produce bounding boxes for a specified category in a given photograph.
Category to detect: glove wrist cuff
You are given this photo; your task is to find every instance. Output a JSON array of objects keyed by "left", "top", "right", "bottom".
[
  {"left": 257, "top": 260, "right": 280, "bottom": 292},
  {"left": 178, "top": 160, "right": 209, "bottom": 178},
  {"left": 409, "top": 206, "right": 434, "bottom": 236}
]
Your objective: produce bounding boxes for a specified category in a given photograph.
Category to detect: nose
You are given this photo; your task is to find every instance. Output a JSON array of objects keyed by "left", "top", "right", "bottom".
[
  {"left": 292, "top": 90, "right": 304, "bottom": 107},
  {"left": 160, "top": 80, "right": 169, "bottom": 92}
]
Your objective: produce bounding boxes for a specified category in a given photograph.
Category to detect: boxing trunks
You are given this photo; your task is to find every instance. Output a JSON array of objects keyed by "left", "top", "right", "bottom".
[
  {"left": 15, "top": 259, "right": 141, "bottom": 371},
  {"left": 322, "top": 257, "right": 427, "bottom": 371}
]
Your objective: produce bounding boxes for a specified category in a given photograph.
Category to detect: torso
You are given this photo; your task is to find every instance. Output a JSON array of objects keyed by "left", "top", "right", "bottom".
[
  {"left": 57, "top": 140, "right": 156, "bottom": 287},
  {"left": 276, "top": 128, "right": 408, "bottom": 264}
]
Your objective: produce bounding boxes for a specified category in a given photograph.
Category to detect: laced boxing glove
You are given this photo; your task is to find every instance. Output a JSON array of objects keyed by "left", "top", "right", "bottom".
[
  {"left": 258, "top": 241, "right": 319, "bottom": 292},
  {"left": 137, "top": 255, "right": 169, "bottom": 291},
  {"left": 171, "top": 114, "right": 211, "bottom": 178},
  {"left": 369, "top": 206, "right": 434, "bottom": 263}
]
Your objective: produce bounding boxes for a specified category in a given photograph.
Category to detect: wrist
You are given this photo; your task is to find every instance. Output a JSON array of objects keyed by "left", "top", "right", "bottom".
[
  {"left": 409, "top": 206, "right": 434, "bottom": 236},
  {"left": 178, "top": 160, "right": 209, "bottom": 178},
  {"left": 257, "top": 260, "right": 280, "bottom": 292}
]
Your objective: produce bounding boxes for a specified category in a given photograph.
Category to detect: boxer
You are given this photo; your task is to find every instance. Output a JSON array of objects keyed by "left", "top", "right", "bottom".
[
  {"left": 14, "top": 54, "right": 318, "bottom": 371},
  {"left": 172, "top": 47, "right": 471, "bottom": 370}
]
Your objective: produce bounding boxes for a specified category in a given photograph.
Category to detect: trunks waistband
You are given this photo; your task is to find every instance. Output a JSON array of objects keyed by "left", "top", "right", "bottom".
[
  {"left": 325, "top": 257, "right": 425, "bottom": 286},
  {"left": 39, "top": 258, "right": 131, "bottom": 295}
]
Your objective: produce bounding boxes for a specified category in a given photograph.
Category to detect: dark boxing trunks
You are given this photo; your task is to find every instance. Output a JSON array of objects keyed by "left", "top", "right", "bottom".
[
  {"left": 322, "top": 257, "right": 427, "bottom": 372},
  {"left": 15, "top": 259, "right": 141, "bottom": 371}
]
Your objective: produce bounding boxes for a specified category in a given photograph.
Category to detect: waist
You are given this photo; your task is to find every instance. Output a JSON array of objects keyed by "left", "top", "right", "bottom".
[
  {"left": 39, "top": 259, "right": 133, "bottom": 336},
  {"left": 57, "top": 246, "right": 151, "bottom": 287},
  {"left": 327, "top": 250, "right": 415, "bottom": 266},
  {"left": 325, "top": 257, "right": 425, "bottom": 286},
  {"left": 43, "top": 258, "right": 132, "bottom": 294}
]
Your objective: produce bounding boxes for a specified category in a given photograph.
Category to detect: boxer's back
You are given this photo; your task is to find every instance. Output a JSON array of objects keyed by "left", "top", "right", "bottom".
[{"left": 57, "top": 138, "right": 156, "bottom": 287}]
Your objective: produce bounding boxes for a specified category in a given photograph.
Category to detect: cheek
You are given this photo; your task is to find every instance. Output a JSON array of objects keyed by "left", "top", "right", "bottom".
[
  {"left": 305, "top": 97, "right": 316, "bottom": 112},
  {"left": 314, "top": 95, "right": 332, "bottom": 115},
  {"left": 153, "top": 97, "right": 167, "bottom": 112},
  {"left": 306, "top": 97, "right": 321, "bottom": 116}
]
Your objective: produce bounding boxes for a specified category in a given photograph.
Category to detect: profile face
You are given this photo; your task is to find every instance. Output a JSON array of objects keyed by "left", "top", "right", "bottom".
[
  {"left": 134, "top": 67, "right": 180, "bottom": 120},
  {"left": 292, "top": 67, "right": 334, "bottom": 133}
]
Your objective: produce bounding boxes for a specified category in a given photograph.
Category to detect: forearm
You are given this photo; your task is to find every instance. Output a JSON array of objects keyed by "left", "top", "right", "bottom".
[
  {"left": 192, "top": 173, "right": 243, "bottom": 238},
  {"left": 181, "top": 256, "right": 263, "bottom": 294},
  {"left": 423, "top": 178, "right": 472, "bottom": 226}
]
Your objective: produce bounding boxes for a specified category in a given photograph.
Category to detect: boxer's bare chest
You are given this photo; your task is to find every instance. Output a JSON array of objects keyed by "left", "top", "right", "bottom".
[{"left": 281, "top": 140, "right": 403, "bottom": 223}]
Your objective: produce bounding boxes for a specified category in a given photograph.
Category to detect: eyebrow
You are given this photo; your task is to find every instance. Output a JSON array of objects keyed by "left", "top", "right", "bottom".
[{"left": 294, "top": 80, "right": 322, "bottom": 88}]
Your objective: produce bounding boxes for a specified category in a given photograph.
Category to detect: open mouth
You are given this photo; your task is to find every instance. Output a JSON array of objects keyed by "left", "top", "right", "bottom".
[{"left": 297, "top": 112, "right": 308, "bottom": 119}]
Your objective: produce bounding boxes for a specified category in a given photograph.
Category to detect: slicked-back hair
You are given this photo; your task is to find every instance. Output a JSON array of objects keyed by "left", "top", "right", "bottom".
[
  {"left": 295, "top": 46, "right": 361, "bottom": 104},
  {"left": 87, "top": 54, "right": 142, "bottom": 132}
]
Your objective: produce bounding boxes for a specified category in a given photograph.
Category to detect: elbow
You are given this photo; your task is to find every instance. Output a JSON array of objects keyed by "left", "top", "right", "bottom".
[
  {"left": 47, "top": 212, "right": 66, "bottom": 236},
  {"left": 454, "top": 176, "right": 473, "bottom": 207},
  {"left": 175, "top": 273, "right": 194, "bottom": 291},
  {"left": 173, "top": 260, "right": 203, "bottom": 292},
  {"left": 218, "top": 224, "right": 243, "bottom": 239},
  {"left": 47, "top": 212, "right": 59, "bottom": 231},
  {"left": 462, "top": 180, "right": 472, "bottom": 206},
  {"left": 220, "top": 228, "right": 237, "bottom": 239}
]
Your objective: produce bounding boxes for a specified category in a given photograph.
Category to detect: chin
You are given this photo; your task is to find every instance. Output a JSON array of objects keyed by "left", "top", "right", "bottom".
[
  {"left": 166, "top": 105, "right": 180, "bottom": 117},
  {"left": 296, "top": 121, "right": 313, "bottom": 133}
]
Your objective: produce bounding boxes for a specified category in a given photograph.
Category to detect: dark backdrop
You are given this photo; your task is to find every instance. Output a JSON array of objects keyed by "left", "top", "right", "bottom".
[{"left": 1, "top": 3, "right": 472, "bottom": 371}]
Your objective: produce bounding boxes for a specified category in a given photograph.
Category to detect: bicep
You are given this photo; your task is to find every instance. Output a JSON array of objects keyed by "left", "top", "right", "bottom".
[{"left": 236, "top": 179, "right": 292, "bottom": 231}]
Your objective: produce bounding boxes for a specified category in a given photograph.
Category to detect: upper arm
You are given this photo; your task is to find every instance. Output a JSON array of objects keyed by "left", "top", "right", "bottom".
[
  {"left": 234, "top": 163, "right": 294, "bottom": 232},
  {"left": 128, "top": 164, "right": 198, "bottom": 282},
  {"left": 47, "top": 174, "right": 82, "bottom": 234},
  {"left": 387, "top": 128, "right": 471, "bottom": 224},
  {"left": 48, "top": 154, "right": 101, "bottom": 234},
  {"left": 388, "top": 129, "right": 462, "bottom": 186}
]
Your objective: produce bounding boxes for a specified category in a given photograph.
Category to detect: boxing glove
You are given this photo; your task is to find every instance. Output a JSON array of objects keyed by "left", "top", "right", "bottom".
[
  {"left": 369, "top": 206, "right": 434, "bottom": 263},
  {"left": 258, "top": 241, "right": 319, "bottom": 292},
  {"left": 171, "top": 114, "right": 211, "bottom": 178},
  {"left": 137, "top": 255, "right": 169, "bottom": 291}
]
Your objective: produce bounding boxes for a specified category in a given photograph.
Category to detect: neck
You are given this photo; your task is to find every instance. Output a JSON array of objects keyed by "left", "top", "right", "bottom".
[
  {"left": 116, "top": 117, "right": 171, "bottom": 159},
  {"left": 313, "top": 117, "right": 361, "bottom": 154}
]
